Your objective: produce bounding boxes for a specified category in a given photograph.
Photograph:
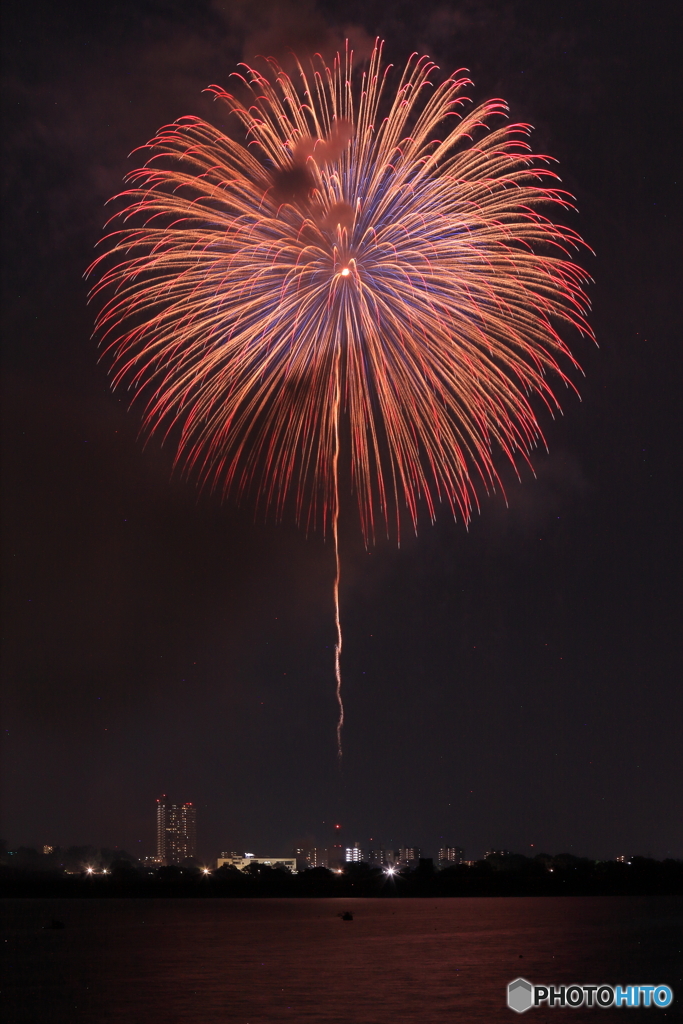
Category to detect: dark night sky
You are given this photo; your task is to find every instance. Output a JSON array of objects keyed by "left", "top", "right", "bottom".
[{"left": 2, "top": 0, "right": 681, "bottom": 863}]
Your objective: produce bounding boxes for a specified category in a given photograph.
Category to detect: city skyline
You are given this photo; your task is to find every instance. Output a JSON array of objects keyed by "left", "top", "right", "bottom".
[
  {"left": 3, "top": 788, "right": 677, "bottom": 866},
  {"left": 3, "top": 838, "right": 665, "bottom": 877}
]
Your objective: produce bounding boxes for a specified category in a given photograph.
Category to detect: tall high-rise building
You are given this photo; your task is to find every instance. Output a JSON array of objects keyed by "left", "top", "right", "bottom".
[{"left": 156, "top": 795, "right": 197, "bottom": 864}]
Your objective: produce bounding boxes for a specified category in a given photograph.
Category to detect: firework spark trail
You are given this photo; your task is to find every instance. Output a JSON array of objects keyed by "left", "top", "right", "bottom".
[
  {"left": 331, "top": 354, "right": 344, "bottom": 759},
  {"left": 88, "top": 41, "right": 593, "bottom": 756}
]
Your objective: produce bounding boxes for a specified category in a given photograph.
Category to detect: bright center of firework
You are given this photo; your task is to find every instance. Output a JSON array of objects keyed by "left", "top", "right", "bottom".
[{"left": 340, "top": 267, "right": 350, "bottom": 277}]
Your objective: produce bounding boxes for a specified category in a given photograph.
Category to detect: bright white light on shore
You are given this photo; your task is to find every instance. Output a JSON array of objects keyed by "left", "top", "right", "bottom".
[
  {"left": 86, "top": 867, "right": 94, "bottom": 874},
  {"left": 202, "top": 868, "right": 211, "bottom": 875},
  {"left": 340, "top": 267, "right": 350, "bottom": 277},
  {"left": 385, "top": 866, "right": 396, "bottom": 876}
]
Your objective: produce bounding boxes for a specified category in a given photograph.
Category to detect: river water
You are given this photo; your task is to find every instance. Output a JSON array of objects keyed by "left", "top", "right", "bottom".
[{"left": 3, "top": 897, "right": 681, "bottom": 1022}]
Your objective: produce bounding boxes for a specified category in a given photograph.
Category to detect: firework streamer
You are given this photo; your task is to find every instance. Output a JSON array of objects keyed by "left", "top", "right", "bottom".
[
  {"left": 89, "top": 41, "right": 593, "bottom": 757},
  {"left": 331, "top": 349, "right": 344, "bottom": 758}
]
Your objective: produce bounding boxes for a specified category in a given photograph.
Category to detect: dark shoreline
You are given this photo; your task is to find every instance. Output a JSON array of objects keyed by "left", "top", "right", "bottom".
[{"left": 3, "top": 857, "right": 682, "bottom": 899}]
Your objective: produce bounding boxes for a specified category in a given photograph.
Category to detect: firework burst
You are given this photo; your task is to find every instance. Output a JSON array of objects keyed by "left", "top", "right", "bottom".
[{"left": 89, "top": 41, "right": 593, "bottom": 755}]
